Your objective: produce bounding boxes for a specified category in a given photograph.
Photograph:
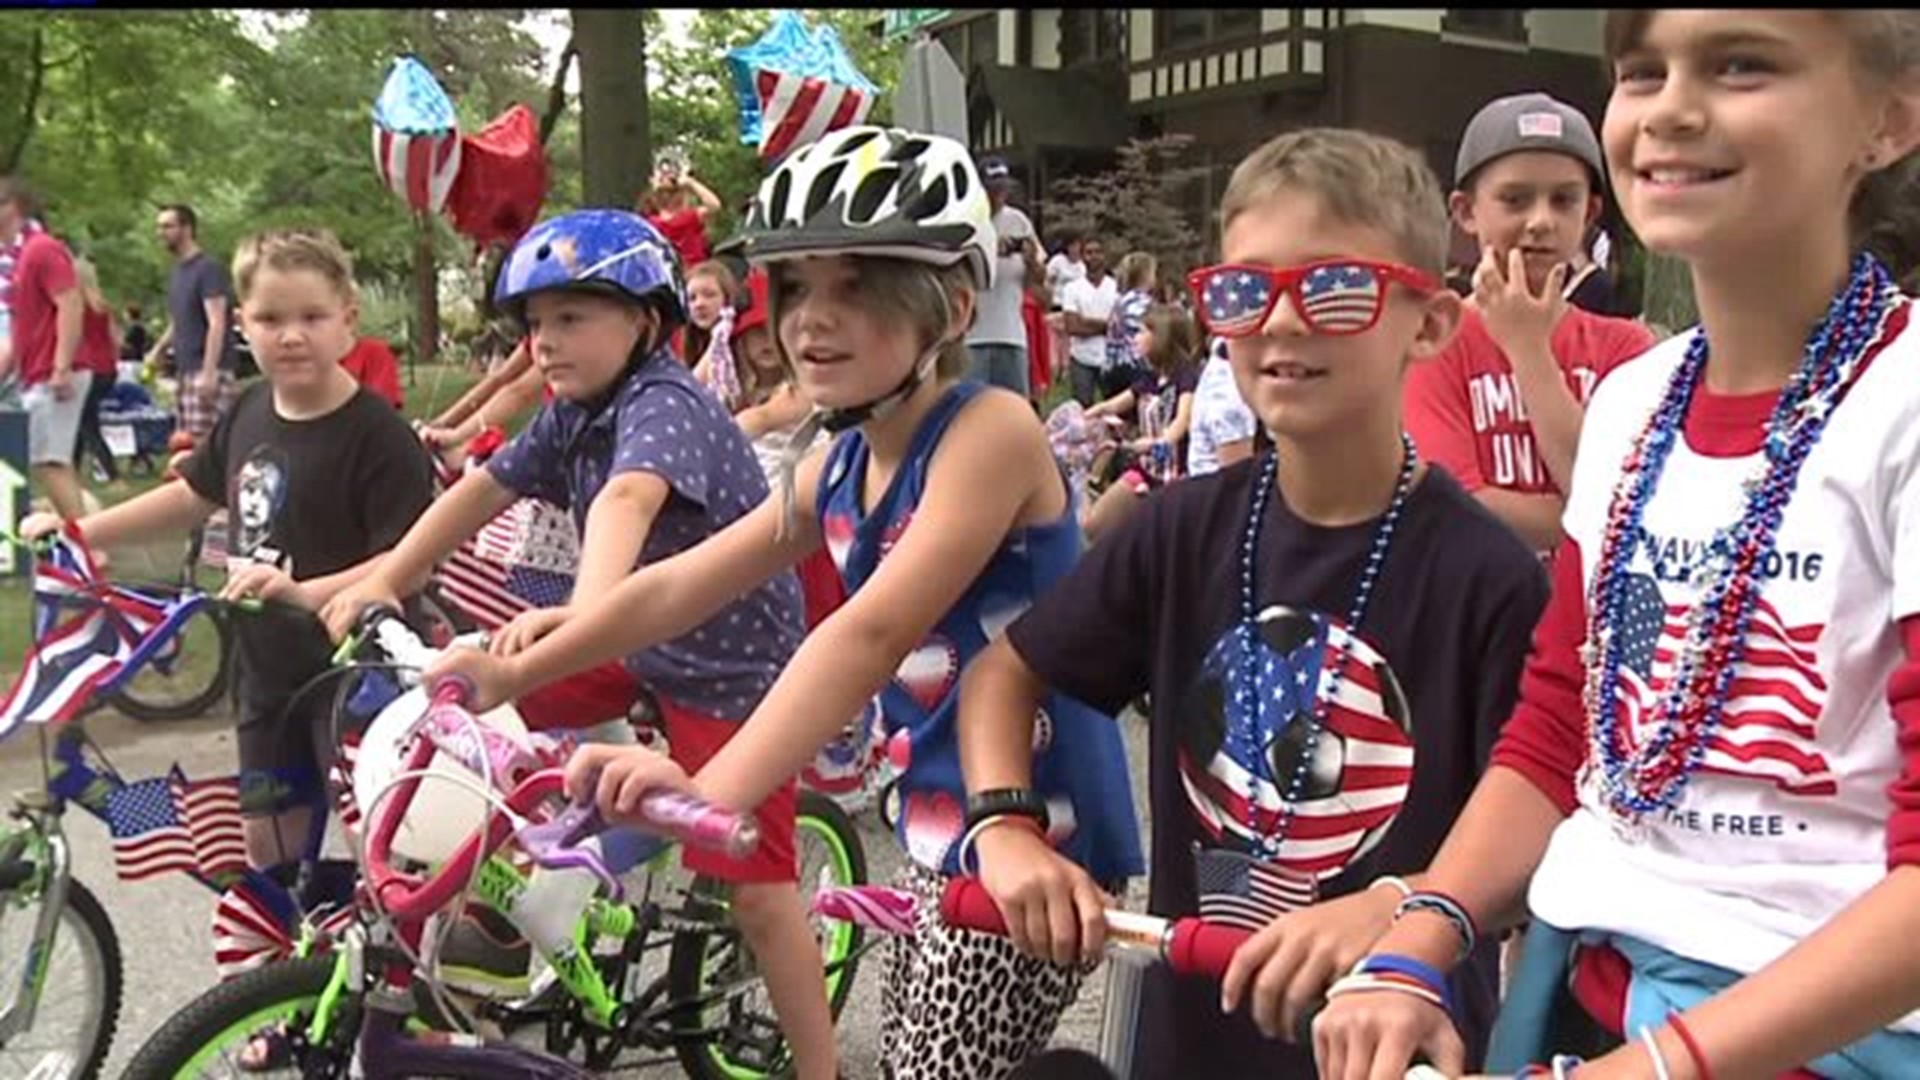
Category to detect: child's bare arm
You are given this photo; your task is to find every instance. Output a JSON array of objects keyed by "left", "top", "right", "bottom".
[
  {"left": 736, "top": 384, "right": 810, "bottom": 439},
  {"left": 68, "top": 479, "right": 216, "bottom": 549},
  {"left": 573, "top": 472, "right": 670, "bottom": 602},
  {"left": 692, "top": 392, "right": 1060, "bottom": 812}
]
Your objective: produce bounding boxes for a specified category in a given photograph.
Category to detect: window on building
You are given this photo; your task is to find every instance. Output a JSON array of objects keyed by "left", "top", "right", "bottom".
[
  {"left": 1016, "top": 10, "right": 1033, "bottom": 66},
  {"left": 1060, "top": 10, "right": 1126, "bottom": 66},
  {"left": 1442, "top": 9, "right": 1529, "bottom": 43},
  {"left": 1155, "top": 9, "right": 1264, "bottom": 53}
]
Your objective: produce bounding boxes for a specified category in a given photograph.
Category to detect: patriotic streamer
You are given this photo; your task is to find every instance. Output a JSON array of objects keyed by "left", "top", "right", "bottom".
[{"left": 726, "top": 12, "right": 878, "bottom": 164}]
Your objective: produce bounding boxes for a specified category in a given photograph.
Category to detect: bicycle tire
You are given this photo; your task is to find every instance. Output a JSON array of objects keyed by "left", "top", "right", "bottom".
[
  {"left": 108, "top": 589, "right": 233, "bottom": 723},
  {"left": 666, "top": 789, "right": 869, "bottom": 1080},
  {"left": 120, "top": 953, "right": 349, "bottom": 1080},
  {"left": 0, "top": 876, "right": 123, "bottom": 1080}
]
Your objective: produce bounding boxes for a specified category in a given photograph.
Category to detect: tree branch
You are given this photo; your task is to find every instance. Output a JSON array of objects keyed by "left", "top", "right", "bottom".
[
  {"left": 538, "top": 36, "right": 576, "bottom": 148},
  {"left": 6, "top": 26, "right": 47, "bottom": 173}
]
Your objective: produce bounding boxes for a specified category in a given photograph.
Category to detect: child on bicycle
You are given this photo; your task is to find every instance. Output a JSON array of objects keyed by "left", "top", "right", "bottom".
[
  {"left": 22, "top": 228, "right": 435, "bottom": 868},
  {"left": 318, "top": 208, "right": 837, "bottom": 1080},
  {"left": 1316, "top": 10, "right": 1920, "bottom": 1078},
  {"left": 1080, "top": 302, "right": 1201, "bottom": 543},
  {"left": 953, "top": 128, "right": 1551, "bottom": 1079},
  {"left": 424, "top": 125, "right": 1146, "bottom": 1080}
]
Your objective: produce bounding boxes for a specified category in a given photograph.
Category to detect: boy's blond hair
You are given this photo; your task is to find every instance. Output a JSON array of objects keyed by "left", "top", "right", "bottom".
[
  {"left": 233, "top": 228, "right": 359, "bottom": 305},
  {"left": 1221, "top": 128, "right": 1450, "bottom": 277}
]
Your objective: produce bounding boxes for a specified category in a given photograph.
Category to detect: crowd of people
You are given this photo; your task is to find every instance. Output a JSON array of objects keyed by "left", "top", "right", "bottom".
[{"left": 10, "top": 8, "right": 1920, "bottom": 1080}]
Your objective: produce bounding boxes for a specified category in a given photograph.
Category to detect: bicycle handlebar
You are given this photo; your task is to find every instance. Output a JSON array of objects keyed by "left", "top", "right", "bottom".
[
  {"left": 361, "top": 675, "right": 759, "bottom": 925},
  {"left": 937, "top": 878, "right": 1256, "bottom": 978}
]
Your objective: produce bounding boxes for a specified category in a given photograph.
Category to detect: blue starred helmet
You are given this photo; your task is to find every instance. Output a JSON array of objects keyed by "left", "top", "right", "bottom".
[{"left": 493, "top": 209, "right": 685, "bottom": 331}]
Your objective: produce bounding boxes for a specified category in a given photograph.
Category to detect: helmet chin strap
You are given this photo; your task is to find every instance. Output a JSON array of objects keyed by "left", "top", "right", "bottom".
[{"left": 773, "top": 337, "right": 949, "bottom": 539}]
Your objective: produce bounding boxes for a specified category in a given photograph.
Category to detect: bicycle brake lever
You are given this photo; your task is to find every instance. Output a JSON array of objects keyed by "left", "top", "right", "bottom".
[{"left": 516, "top": 800, "right": 622, "bottom": 898}]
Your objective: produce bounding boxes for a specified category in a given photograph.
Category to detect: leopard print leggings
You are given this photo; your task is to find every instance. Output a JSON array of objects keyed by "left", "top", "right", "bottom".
[{"left": 877, "top": 862, "right": 1090, "bottom": 1080}]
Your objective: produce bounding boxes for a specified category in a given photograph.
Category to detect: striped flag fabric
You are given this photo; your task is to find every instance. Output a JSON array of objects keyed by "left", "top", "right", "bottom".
[
  {"left": 102, "top": 768, "right": 249, "bottom": 882},
  {"left": 1611, "top": 572, "right": 1836, "bottom": 796},
  {"left": 1200, "top": 268, "right": 1276, "bottom": 338},
  {"left": 212, "top": 875, "right": 295, "bottom": 980},
  {"left": 372, "top": 126, "right": 462, "bottom": 216},
  {"left": 432, "top": 500, "right": 577, "bottom": 632},
  {"left": 1193, "top": 845, "right": 1318, "bottom": 931},
  {"left": 1297, "top": 263, "right": 1386, "bottom": 333},
  {"left": 754, "top": 68, "right": 873, "bottom": 163},
  {"left": 0, "top": 533, "right": 181, "bottom": 739}
]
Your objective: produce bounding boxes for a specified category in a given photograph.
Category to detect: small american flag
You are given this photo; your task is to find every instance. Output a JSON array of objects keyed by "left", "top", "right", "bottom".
[
  {"left": 433, "top": 505, "right": 576, "bottom": 631},
  {"left": 1298, "top": 264, "right": 1384, "bottom": 333},
  {"left": 102, "top": 768, "right": 249, "bottom": 882},
  {"left": 1193, "top": 844, "right": 1318, "bottom": 932},
  {"left": 1202, "top": 269, "right": 1276, "bottom": 337}
]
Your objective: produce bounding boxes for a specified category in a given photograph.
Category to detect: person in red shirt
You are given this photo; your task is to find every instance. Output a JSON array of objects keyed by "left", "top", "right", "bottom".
[
  {"left": 1404, "top": 93, "right": 1657, "bottom": 554},
  {"left": 72, "top": 259, "right": 122, "bottom": 483},
  {"left": 637, "top": 164, "right": 721, "bottom": 272},
  {"left": 338, "top": 335, "right": 404, "bottom": 410},
  {"left": 0, "top": 176, "right": 89, "bottom": 521}
]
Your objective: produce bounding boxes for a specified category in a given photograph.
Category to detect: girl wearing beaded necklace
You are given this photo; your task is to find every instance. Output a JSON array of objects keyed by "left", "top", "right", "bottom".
[{"left": 1317, "top": 10, "right": 1920, "bottom": 1079}]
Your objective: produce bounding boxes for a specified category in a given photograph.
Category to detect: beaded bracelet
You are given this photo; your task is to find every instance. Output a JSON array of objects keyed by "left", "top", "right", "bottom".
[
  {"left": 1667, "top": 1013, "right": 1712, "bottom": 1080},
  {"left": 1352, "top": 953, "right": 1454, "bottom": 1015},
  {"left": 1394, "top": 890, "right": 1478, "bottom": 960},
  {"left": 955, "top": 813, "right": 1047, "bottom": 877}
]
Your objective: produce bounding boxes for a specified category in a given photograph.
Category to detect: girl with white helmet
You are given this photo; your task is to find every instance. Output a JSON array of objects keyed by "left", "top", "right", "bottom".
[
  {"left": 321, "top": 209, "right": 839, "bottom": 1080},
  {"left": 428, "top": 126, "right": 1145, "bottom": 1078}
]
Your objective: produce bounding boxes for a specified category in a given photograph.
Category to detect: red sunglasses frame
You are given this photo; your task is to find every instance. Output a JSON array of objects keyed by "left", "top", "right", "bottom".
[{"left": 1186, "top": 258, "right": 1442, "bottom": 338}]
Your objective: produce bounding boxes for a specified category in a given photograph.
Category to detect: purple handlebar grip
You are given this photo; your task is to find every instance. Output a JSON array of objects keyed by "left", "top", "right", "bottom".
[
  {"left": 638, "top": 791, "right": 760, "bottom": 860},
  {"left": 517, "top": 802, "right": 620, "bottom": 896}
]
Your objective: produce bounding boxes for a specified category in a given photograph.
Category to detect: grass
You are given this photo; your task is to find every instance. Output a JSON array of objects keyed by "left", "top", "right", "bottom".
[{"left": 0, "top": 361, "right": 487, "bottom": 677}]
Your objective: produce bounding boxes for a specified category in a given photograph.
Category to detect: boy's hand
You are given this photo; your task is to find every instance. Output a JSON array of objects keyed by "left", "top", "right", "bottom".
[
  {"left": 20, "top": 511, "right": 66, "bottom": 542},
  {"left": 491, "top": 606, "right": 571, "bottom": 657},
  {"left": 1473, "top": 246, "right": 1568, "bottom": 361},
  {"left": 1312, "top": 985, "right": 1466, "bottom": 1080},
  {"left": 975, "top": 820, "right": 1113, "bottom": 967},
  {"left": 1220, "top": 882, "right": 1402, "bottom": 1041},
  {"left": 424, "top": 645, "right": 520, "bottom": 713},
  {"left": 564, "top": 742, "right": 695, "bottom": 825},
  {"left": 220, "top": 563, "right": 310, "bottom": 608},
  {"left": 320, "top": 580, "right": 401, "bottom": 643}
]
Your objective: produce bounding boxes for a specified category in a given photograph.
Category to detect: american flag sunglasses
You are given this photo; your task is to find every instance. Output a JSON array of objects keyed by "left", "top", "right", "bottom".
[{"left": 1187, "top": 259, "right": 1441, "bottom": 338}]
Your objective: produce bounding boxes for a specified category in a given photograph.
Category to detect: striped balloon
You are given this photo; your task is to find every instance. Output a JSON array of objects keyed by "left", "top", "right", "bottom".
[
  {"left": 754, "top": 68, "right": 873, "bottom": 164},
  {"left": 372, "top": 125, "right": 462, "bottom": 215}
]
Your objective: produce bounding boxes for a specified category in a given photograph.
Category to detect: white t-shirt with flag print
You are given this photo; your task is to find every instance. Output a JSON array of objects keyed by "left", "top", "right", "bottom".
[{"left": 1528, "top": 301, "right": 1920, "bottom": 1030}]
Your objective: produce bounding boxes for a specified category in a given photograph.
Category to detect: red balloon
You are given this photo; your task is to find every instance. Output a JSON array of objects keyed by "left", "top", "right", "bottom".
[{"left": 444, "top": 105, "right": 549, "bottom": 248}]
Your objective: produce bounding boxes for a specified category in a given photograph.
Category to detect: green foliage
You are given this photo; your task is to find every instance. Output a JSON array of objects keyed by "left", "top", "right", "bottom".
[
  {"left": 1040, "top": 135, "right": 1209, "bottom": 282},
  {"left": 649, "top": 10, "right": 902, "bottom": 241}
]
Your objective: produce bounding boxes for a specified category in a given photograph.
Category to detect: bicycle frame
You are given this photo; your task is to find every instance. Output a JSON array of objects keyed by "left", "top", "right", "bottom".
[{"left": 0, "top": 798, "right": 76, "bottom": 1046}]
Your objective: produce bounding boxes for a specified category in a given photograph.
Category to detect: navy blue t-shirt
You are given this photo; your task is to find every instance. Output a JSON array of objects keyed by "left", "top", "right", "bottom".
[
  {"left": 1008, "top": 458, "right": 1549, "bottom": 1078},
  {"left": 486, "top": 352, "right": 804, "bottom": 720}
]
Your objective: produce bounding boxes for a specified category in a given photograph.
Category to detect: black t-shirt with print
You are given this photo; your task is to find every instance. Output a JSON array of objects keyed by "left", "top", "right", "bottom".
[
  {"left": 181, "top": 381, "right": 434, "bottom": 724},
  {"left": 1007, "top": 457, "right": 1549, "bottom": 1079}
]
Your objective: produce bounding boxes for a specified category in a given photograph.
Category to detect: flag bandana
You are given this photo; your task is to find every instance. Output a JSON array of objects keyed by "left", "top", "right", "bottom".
[{"left": 0, "top": 531, "right": 196, "bottom": 739}]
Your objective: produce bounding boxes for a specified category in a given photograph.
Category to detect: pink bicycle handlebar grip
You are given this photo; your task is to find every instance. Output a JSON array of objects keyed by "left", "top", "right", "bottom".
[
  {"left": 636, "top": 790, "right": 760, "bottom": 860},
  {"left": 1165, "top": 919, "right": 1254, "bottom": 978},
  {"left": 939, "top": 878, "right": 1013, "bottom": 936}
]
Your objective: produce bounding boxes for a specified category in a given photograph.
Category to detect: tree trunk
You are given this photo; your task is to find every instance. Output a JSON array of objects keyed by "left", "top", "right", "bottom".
[
  {"left": 572, "top": 10, "right": 651, "bottom": 209},
  {"left": 5, "top": 26, "right": 47, "bottom": 173},
  {"left": 413, "top": 213, "right": 439, "bottom": 374},
  {"left": 539, "top": 37, "right": 578, "bottom": 149}
]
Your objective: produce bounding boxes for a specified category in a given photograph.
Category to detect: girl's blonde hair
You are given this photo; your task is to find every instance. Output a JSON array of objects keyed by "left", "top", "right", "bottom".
[
  {"left": 1116, "top": 251, "right": 1159, "bottom": 292},
  {"left": 1604, "top": 9, "right": 1920, "bottom": 278},
  {"left": 1139, "top": 303, "right": 1200, "bottom": 377},
  {"left": 233, "top": 228, "right": 359, "bottom": 305},
  {"left": 73, "top": 257, "right": 109, "bottom": 314}
]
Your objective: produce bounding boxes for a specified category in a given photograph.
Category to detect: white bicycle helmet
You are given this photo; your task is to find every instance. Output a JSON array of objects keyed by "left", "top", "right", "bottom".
[
  {"left": 738, "top": 126, "right": 998, "bottom": 291},
  {"left": 351, "top": 687, "right": 537, "bottom": 867}
]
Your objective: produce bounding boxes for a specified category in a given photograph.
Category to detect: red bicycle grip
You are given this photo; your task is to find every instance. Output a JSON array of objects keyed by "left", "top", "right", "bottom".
[
  {"left": 1166, "top": 919, "right": 1253, "bottom": 978},
  {"left": 940, "top": 877, "right": 1012, "bottom": 936}
]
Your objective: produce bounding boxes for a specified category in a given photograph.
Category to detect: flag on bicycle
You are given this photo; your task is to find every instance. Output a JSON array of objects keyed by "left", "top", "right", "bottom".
[
  {"left": 433, "top": 506, "right": 576, "bottom": 631},
  {"left": 0, "top": 533, "right": 182, "bottom": 739},
  {"left": 102, "top": 767, "right": 249, "bottom": 882}
]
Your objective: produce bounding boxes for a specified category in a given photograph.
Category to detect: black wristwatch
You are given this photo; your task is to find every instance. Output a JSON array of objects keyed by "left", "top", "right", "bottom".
[{"left": 964, "top": 788, "right": 1049, "bottom": 834}]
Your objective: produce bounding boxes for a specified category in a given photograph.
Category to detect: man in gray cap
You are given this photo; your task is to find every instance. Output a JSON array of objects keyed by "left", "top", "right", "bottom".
[
  {"left": 966, "top": 155, "right": 1046, "bottom": 399},
  {"left": 1404, "top": 91, "right": 1656, "bottom": 554}
]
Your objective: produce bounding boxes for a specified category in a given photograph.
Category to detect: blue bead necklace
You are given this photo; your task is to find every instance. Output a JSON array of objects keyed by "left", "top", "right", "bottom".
[
  {"left": 1581, "top": 252, "right": 1898, "bottom": 824},
  {"left": 1236, "top": 432, "right": 1417, "bottom": 857}
]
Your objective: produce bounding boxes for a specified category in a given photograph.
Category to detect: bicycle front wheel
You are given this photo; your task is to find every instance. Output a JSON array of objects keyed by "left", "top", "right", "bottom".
[
  {"left": 120, "top": 954, "right": 352, "bottom": 1080},
  {"left": 108, "top": 588, "right": 232, "bottom": 723},
  {"left": 0, "top": 876, "right": 122, "bottom": 1080},
  {"left": 666, "top": 789, "right": 869, "bottom": 1080}
]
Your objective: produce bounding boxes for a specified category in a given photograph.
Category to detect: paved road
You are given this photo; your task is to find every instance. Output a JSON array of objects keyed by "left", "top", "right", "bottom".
[{"left": 0, "top": 705, "right": 1154, "bottom": 1078}]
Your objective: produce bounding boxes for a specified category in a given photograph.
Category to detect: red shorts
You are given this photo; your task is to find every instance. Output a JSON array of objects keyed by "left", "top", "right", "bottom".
[{"left": 513, "top": 663, "right": 797, "bottom": 884}]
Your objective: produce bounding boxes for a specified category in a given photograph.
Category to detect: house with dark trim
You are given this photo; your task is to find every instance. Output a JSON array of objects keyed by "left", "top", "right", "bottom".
[{"left": 883, "top": 10, "right": 1610, "bottom": 255}]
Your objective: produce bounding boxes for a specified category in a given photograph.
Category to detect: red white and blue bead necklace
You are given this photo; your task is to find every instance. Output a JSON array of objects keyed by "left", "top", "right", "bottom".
[
  {"left": 1580, "top": 252, "right": 1900, "bottom": 824},
  {"left": 1236, "top": 433, "right": 1416, "bottom": 857}
]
